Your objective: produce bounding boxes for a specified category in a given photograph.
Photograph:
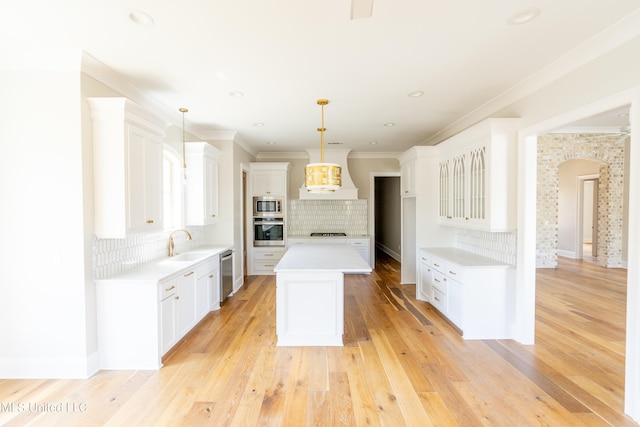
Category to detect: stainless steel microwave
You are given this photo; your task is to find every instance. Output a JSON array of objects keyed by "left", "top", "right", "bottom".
[{"left": 253, "top": 196, "right": 283, "bottom": 217}]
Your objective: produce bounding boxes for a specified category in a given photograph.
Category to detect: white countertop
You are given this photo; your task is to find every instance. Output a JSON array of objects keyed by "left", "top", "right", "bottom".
[
  {"left": 274, "top": 244, "right": 372, "bottom": 274},
  {"left": 96, "top": 245, "right": 233, "bottom": 282},
  {"left": 420, "top": 247, "right": 513, "bottom": 268}
]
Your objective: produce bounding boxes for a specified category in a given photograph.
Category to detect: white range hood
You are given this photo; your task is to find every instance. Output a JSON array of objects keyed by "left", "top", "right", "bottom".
[{"left": 299, "top": 148, "right": 359, "bottom": 200}]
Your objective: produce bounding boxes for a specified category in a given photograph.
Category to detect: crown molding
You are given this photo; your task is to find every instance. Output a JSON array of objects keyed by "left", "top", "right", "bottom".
[{"left": 421, "top": 8, "right": 640, "bottom": 146}]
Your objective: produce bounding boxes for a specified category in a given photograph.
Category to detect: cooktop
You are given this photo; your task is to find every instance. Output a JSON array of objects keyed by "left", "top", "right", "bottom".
[{"left": 310, "top": 232, "right": 347, "bottom": 237}]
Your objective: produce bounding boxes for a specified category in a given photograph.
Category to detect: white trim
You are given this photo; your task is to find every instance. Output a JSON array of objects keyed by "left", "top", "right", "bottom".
[
  {"left": 575, "top": 174, "right": 600, "bottom": 261},
  {"left": 256, "top": 151, "right": 402, "bottom": 160},
  {"left": 518, "top": 87, "right": 640, "bottom": 421},
  {"left": 422, "top": 9, "right": 640, "bottom": 146}
]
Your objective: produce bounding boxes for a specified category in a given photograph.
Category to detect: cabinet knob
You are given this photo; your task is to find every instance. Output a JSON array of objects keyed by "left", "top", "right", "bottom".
[
  {"left": 146, "top": 219, "right": 154, "bottom": 224},
  {"left": 209, "top": 274, "right": 214, "bottom": 278},
  {"left": 175, "top": 296, "right": 180, "bottom": 300},
  {"left": 211, "top": 214, "right": 216, "bottom": 217}
]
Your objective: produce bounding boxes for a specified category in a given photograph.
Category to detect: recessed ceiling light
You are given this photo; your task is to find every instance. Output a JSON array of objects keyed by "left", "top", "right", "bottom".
[
  {"left": 507, "top": 7, "right": 540, "bottom": 25},
  {"left": 369, "top": 141, "right": 379, "bottom": 145},
  {"left": 128, "top": 9, "right": 154, "bottom": 27},
  {"left": 229, "top": 91, "right": 244, "bottom": 98},
  {"left": 253, "top": 122, "right": 265, "bottom": 127},
  {"left": 408, "top": 91, "right": 424, "bottom": 97},
  {"left": 266, "top": 141, "right": 276, "bottom": 145},
  {"left": 384, "top": 122, "right": 395, "bottom": 127}
]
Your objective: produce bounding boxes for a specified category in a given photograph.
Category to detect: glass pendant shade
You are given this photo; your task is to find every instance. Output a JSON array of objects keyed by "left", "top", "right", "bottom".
[{"left": 305, "top": 99, "right": 342, "bottom": 193}]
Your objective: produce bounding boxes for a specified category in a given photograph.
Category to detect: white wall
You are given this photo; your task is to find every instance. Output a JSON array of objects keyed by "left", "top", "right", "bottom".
[
  {"left": 0, "top": 56, "right": 95, "bottom": 377},
  {"left": 558, "top": 159, "right": 601, "bottom": 257}
]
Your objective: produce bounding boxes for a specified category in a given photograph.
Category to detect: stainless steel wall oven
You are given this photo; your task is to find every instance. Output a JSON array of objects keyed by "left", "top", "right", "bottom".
[{"left": 253, "top": 217, "right": 284, "bottom": 246}]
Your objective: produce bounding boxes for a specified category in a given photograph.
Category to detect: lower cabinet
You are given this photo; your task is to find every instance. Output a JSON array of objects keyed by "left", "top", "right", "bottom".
[
  {"left": 97, "top": 251, "right": 227, "bottom": 370},
  {"left": 417, "top": 248, "right": 515, "bottom": 339},
  {"left": 250, "top": 247, "right": 285, "bottom": 275}
]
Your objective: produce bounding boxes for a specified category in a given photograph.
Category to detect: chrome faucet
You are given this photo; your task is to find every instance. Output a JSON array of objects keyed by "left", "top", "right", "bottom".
[{"left": 168, "top": 229, "right": 193, "bottom": 257}]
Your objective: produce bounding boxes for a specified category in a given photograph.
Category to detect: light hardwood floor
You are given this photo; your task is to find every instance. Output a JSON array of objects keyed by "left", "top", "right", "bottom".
[{"left": 0, "top": 253, "right": 636, "bottom": 426}]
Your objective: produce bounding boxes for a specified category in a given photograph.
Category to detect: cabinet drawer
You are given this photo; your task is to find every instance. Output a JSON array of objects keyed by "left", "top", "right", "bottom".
[
  {"left": 253, "top": 251, "right": 284, "bottom": 261},
  {"left": 432, "top": 287, "right": 447, "bottom": 313},
  {"left": 446, "top": 264, "right": 464, "bottom": 281},
  {"left": 348, "top": 238, "right": 370, "bottom": 247},
  {"left": 431, "top": 270, "right": 447, "bottom": 294},
  {"left": 430, "top": 257, "right": 446, "bottom": 273},
  {"left": 254, "top": 261, "right": 279, "bottom": 271},
  {"left": 160, "top": 280, "right": 177, "bottom": 300}
]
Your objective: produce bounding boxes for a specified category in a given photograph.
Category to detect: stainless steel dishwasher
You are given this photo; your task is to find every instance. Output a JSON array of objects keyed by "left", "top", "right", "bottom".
[{"left": 220, "top": 249, "right": 233, "bottom": 303}]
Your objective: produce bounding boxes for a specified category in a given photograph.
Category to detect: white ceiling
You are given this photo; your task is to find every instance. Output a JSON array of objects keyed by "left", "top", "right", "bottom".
[{"left": 2, "top": 1, "right": 639, "bottom": 153}]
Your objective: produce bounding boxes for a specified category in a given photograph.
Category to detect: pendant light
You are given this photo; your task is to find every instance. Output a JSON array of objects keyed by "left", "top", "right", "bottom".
[
  {"left": 179, "top": 107, "right": 188, "bottom": 179},
  {"left": 304, "top": 99, "right": 342, "bottom": 193}
]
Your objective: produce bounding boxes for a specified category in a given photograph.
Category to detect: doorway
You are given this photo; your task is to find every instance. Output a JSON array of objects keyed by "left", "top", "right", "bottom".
[
  {"left": 369, "top": 172, "right": 401, "bottom": 270},
  {"left": 577, "top": 175, "right": 599, "bottom": 262}
]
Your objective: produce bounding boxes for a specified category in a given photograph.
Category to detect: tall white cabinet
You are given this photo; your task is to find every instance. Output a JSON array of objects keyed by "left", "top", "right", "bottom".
[
  {"left": 247, "top": 162, "right": 290, "bottom": 275},
  {"left": 88, "top": 97, "right": 166, "bottom": 238}
]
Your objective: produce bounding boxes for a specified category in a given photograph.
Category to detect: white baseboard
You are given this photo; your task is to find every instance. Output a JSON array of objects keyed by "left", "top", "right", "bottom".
[
  {"left": 557, "top": 249, "right": 577, "bottom": 259},
  {"left": 0, "top": 352, "right": 99, "bottom": 379},
  {"left": 376, "top": 243, "right": 400, "bottom": 261}
]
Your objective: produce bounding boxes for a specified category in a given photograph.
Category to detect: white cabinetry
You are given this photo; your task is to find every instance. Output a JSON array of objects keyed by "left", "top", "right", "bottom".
[
  {"left": 251, "top": 247, "right": 285, "bottom": 275},
  {"left": 417, "top": 248, "right": 515, "bottom": 339},
  {"left": 88, "top": 97, "right": 166, "bottom": 238},
  {"left": 96, "top": 250, "right": 228, "bottom": 370},
  {"left": 176, "top": 269, "right": 197, "bottom": 338},
  {"left": 160, "top": 278, "right": 178, "bottom": 355},
  {"left": 185, "top": 143, "right": 221, "bottom": 225},
  {"left": 400, "top": 159, "right": 416, "bottom": 197},
  {"left": 437, "top": 118, "right": 520, "bottom": 232},
  {"left": 250, "top": 162, "right": 289, "bottom": 197}
]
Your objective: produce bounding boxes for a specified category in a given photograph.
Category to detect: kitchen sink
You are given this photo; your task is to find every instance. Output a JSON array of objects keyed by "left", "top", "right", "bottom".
[{"left": 162, "top": 253, "right": 206, "bottom": 262}]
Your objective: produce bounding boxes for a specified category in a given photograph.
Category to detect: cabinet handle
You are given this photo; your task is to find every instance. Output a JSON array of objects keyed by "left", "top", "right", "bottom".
[
  {"left": 184, "top": 271, "right": 194, "bottom": 277},
  {"left": 465, "top": 217, "right": 469, "bottom": 221},
  {"left": 447, "top": 216, "right": 452, "bottom": 219},
  {"left": 264, "top": 264, "right": 274, "bottom": 267},
  {"left": 434, "top": 296, "right": 441, "bottom": 302},
  {"left": 434, "top": 278, "right": 440, "bottom": 283},
  {"left": 165, "top": 285, "right": 176, "bottom": 291},
  {"left": 209, "top": 274, "right": 214, "bottom": 278},
  {"left": 427, "top": 269, "right": 431, "bottom": 272},
  {"left": 146, "top": 219, "right": 154, "bottom": 224},
  {"left": 264, "top": 254, "right": 274, "bottom": 257},
  {"left": 449, "top": 270, "right": 456, "bottom": 275},
  {"left": 434, "top": 263, "right": 440, "bottom": 267}
]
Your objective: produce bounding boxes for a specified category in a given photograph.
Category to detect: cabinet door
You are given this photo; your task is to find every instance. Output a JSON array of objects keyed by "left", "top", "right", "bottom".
[
  {"left": 253, "top": 171, "right": 285, "bottom": 196},
  {"left": 451, "top": 153, "right": 466, "bottom": 221},
  {"left": 196, "top": 273, "right": 209, "bottom": 321},
  {"left": 127, "top": 124, "right": 163, "bottom": 233},
  {"left": 177, "top": 270, "right": 197, "bottom": 338},
  {"left": 401, "top": 161, "right": 415, "bottom": 197},
  {"left": 438, "top": 159, "right": 450, "bottom": 219},
  {"left": 204, "top": 154, "right": 219, "bottom": 224},
  {"left": 208, "top": 266, "right": 221, "bottom": 310},
  {"left": 418, "top": 258, "right": 431, "bottom": 302},
  {"left": 160, "top": 294, "right": 177, "bottom": 355}
]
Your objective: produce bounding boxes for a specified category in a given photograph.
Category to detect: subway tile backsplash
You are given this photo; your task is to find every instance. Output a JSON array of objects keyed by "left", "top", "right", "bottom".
[
  {"left": 288, "top": 199, "right": 368, "bottom": 236},
  {"left": 93, "top": 227, "right": 205, "bottom": 279}
]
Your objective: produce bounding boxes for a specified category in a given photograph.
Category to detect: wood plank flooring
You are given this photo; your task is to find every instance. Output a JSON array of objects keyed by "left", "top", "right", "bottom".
[{"left": 0, "top": 253, "right": 637, "bottom": 426}]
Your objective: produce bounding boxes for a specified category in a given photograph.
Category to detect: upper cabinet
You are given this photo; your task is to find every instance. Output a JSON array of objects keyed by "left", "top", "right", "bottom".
[
  {"left": 400, "top": 158, "right": 416, "bottom": 197},
  {"left": 437, "top": 118, "right": 520, "bottom": 232},
  {"left": 250, "top": 162, "right": 289, "bottom": 197},
  {"left": 88, "top": 98, "right": 166, "bottom": 238},
  {"left": 185, "top": 142, "right": 221, "bottom": 226}
]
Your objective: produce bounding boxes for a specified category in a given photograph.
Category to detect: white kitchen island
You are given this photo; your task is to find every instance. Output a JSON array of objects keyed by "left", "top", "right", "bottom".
[{"left": 274, "top": 244, "right": 372, "bottom": 346}]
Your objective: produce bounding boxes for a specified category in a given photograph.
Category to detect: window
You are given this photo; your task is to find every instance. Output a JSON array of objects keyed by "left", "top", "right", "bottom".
[{"left": 163, "top": 145, "right": 183, "bottom": 229}]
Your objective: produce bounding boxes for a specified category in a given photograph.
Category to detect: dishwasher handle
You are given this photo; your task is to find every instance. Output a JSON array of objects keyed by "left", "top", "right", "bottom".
[{"left": 221, "top": 251, "right": 233, "bottom": 261}]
